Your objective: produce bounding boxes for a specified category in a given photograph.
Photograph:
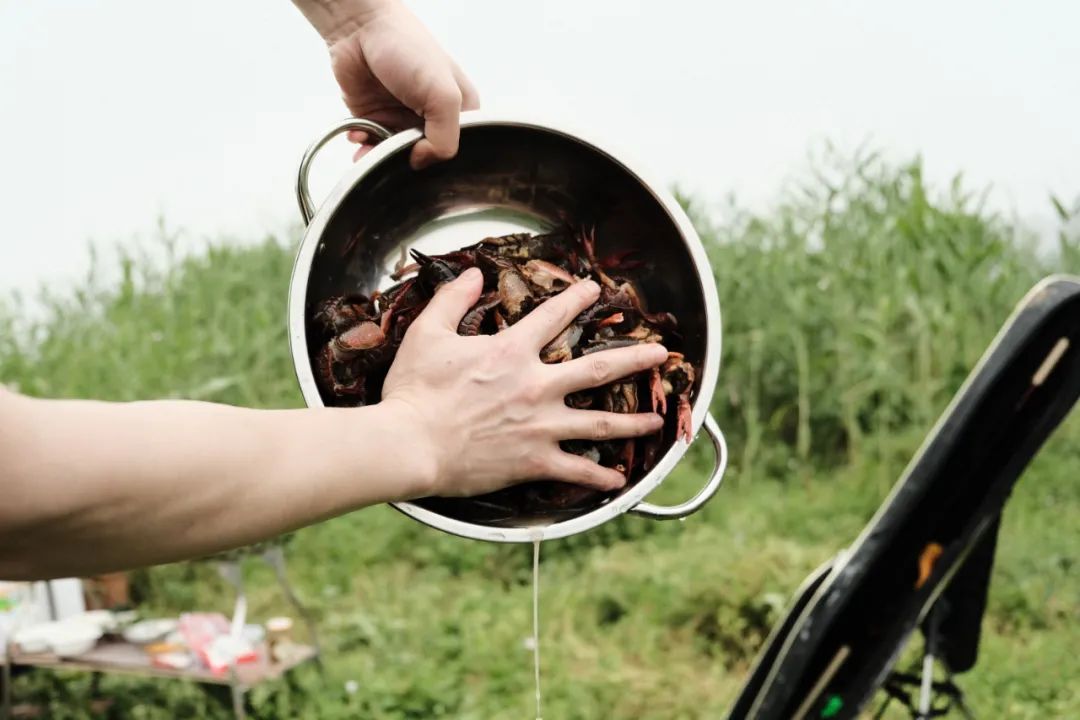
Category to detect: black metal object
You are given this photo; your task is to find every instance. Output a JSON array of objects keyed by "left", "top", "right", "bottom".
[
  {"left": 727, "top": 275, "right": 1080, "bottom": 720},
  {"left": 932, "top": 514, "right": 1000, "bottom": 675}
]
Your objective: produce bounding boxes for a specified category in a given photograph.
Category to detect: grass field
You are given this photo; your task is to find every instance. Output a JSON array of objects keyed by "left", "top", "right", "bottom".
[{"left": 2, "top": 150, "right": 1077, "bottom": 718}]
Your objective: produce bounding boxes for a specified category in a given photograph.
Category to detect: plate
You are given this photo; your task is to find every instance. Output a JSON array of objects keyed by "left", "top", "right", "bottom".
[{"left": 122, "top": 618, "right": 178, "bottom": 645}]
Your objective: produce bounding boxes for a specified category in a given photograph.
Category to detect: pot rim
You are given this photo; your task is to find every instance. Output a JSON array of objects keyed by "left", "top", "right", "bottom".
[{"left": 287, "top": 109, "right": 722, "bottom": 543}]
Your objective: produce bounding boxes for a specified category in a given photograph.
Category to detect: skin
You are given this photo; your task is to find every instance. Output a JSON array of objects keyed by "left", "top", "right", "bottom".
[
  {"left": 290, "top": 0, "right": 480, "bottom": 167},
  {"left": 0, "top": 272, "right": 666, "bottom": 581},
  {"left": 0, "top": 0, "right": 668, "bottom": 581}
]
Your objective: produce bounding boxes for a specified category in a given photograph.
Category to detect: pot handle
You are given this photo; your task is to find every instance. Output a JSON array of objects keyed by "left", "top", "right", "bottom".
[
  {"left": 295, "top": 118, "right": 394, "bottom": 226},
  {"left": 629, "top": 413, "right": 728, "bottom": 520}
]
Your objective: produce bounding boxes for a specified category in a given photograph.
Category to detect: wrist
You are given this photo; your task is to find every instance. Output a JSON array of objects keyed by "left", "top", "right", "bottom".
[
  {"left": 367, "top": 399, "right": 441, "bottom": 502},
  {"left": 281, "top": 402, "right": 438, "bottom": 515},
  {"left": 293, "top": 0, "right": 398, "bottom": 45}
]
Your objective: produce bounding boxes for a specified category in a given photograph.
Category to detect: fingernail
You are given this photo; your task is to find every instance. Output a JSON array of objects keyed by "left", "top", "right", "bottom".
[
  {"left": 462, "top": 266, "right": 482, "bottom": 281},
  {"left": 583, "top": 280, "right": 600, "bottom": 294},
  {"left": 648, "top": 413, "right": 664, "bottom": 429},
  {"left": 609, "top": 476, "right": 628, "bottom": 491}
]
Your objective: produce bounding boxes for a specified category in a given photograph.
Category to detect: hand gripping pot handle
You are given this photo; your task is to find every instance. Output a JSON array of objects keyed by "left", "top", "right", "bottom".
[
  {"left": 295, "top": 118, "right": 393, "bottom": 225},
  {"left": 629, "top": 413, "right": 728, "bottom": 519}
]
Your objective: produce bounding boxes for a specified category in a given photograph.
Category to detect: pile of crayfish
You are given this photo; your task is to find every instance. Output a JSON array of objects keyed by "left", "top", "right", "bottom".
[{"left": 310, "top": 227, "right": 695, "bottom": 515}]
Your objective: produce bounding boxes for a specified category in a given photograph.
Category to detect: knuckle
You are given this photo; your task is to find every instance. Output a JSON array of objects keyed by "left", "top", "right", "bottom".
[
  {"left": 593, "top": 416, "right": 614, "bottom": 441},
  {"left": 518, "top": 378, "right": 545, "bottom": 406},
  {"left": 431, "top": 82, "right": 463, "bottom": 110},
  {"left": 494, "top": 337, "right": 522, "bottom": 363},
  {"left": 590, "top": 357, "right": 611, "bottom": 384}
]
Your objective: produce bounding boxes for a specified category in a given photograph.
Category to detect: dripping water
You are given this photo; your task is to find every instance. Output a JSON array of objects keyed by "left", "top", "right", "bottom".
[{"left": 531, "top": 537, "right": 543, "bottom": 720}]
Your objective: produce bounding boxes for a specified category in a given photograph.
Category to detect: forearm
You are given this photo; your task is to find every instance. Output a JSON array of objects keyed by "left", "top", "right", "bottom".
[
  {"left": 0, "top": 390, "right": 432, "bottom": 580},
  {"left": 291, "top": 0, "right": 396, "bottom": 43}
]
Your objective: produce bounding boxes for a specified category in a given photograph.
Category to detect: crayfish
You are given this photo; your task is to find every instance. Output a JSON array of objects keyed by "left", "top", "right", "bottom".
[{"left": 310, "top": 226, "right": 697, "bottom": 518}]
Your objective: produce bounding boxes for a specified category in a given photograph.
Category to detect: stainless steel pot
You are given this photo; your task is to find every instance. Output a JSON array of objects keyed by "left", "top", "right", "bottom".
[{"left": 287, "top": 111, "right": 728, "bottom": 543}]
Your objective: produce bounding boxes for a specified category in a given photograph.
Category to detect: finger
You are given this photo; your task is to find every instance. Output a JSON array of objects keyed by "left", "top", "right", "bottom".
[
  {"left": 410, "top": 75, "right": 463, "bottom": 170},
  {"left": 452, "top": 62, "right": 481, "bottom": 111},
  {"left": 352, "top": 144, "right": 374, "bottom": 163},
  {"left": 508, "top": 280, "right": 600, "bottom": 350},
  {"left": 415, "top": 266, "right": 483, "bottom": 330},
  {"left": 542, "top": 450, "right": 627, "bottom": 491},
  {"left": 551, "top": 342, "right": 668, "bottom": 394},
  {"left": 344, "top": 106, "right": 422, "bottom": 132},
  {"left": 346, "top": 129, "right": 369, "bottom": 145},
  {"left": 551, "top": 409, "right": 664, "bottom": 443}
]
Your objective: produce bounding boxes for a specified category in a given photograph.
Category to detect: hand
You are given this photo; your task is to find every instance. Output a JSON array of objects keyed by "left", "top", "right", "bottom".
[
  {"left": 327, "top": 1, "right": 480, "bottom": 168},
  {"left": 381, "top": 268, "right": 668, "bottom": 498}
]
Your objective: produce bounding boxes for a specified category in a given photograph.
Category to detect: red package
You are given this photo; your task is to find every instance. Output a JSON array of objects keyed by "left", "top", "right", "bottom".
[{"left": 178, "top": 613, "right": 256, "bottom": 675}]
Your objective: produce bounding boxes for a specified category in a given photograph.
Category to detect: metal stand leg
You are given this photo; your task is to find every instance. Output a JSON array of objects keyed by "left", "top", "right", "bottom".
[
  {"left": 217, "top": 559, "right": 250, "bottom": 720},
  {"left": 916, "top": 603, "right": 944, "bottom": 720},
  {"left": 217, "top": 560, "right": 248, "bottom": 640},
  {"left": 2, "top": 641, "right": 12, "bottom": 720},
  {"left": 896, "top": 601, "right": 977, "bottom": 720},
  {"left": 917, "top": 649, "right": 935, "bottom": 719},
  {"left": 262, "top": 545, "right": 322, "bottom": 669}
]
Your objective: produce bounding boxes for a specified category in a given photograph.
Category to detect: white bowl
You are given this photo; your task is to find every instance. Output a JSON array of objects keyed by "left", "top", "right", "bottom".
[
  {"left": 122, "top": 618, "right": 178, "bottom": 645},
  {"left": 15, "top": 619, "right": 102, "bottom": 657},
  {"left": 50, "top": 631, "right": 99, "bottom": 657},
  {"left": 12, "top": 625, "right": 52, "bottom": 654}
]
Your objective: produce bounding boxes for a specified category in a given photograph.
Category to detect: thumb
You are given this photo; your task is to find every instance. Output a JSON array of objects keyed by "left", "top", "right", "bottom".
[{"left": 420, "top": 267, "right": 483, "bottom": 330}]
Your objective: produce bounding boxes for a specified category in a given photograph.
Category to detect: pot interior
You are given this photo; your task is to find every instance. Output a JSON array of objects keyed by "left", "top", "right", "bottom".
[{"left": 303, "top": 122, "right": 712, "bottom": 528}]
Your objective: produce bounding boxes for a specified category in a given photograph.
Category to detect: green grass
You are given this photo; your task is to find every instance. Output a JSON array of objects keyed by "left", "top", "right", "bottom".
[{"left": 2, "top": 150, "right": 1077, "bottom": 718}]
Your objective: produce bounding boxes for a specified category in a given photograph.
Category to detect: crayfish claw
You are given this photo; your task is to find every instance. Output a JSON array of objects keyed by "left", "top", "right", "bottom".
[
  {"left": 650, "top": 366, "right": 667, "bottom": 415},
  {"left": 676, "top": 393, "right": 693, "bottom": 443}
]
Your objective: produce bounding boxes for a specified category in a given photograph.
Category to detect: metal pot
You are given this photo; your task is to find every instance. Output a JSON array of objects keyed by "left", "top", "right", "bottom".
[{"left": 287, "top": 111, "right": 728, "bottom": 543}]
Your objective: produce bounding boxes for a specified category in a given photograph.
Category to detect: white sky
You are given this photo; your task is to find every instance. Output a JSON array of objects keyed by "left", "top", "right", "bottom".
[{"left": 1, "top": 1, "right": 1078, "bottom": 298}]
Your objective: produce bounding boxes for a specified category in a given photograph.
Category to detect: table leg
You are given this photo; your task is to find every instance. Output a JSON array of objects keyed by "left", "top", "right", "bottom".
[
  {"left": 263, "top": 546, "right": 322, "bottom": 668},
  {"left": 228, "top": 663, "right": 246, "bottom": 720}
]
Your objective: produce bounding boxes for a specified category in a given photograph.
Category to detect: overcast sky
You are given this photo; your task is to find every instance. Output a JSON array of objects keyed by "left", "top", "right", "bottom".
[{"left": 2, "top": 1, "right": 1077, "bottom": 298}]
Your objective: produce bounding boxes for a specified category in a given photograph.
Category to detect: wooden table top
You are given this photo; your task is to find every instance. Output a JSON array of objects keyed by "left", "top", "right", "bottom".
[{"left": 6, "top": 639, "right": 317, "bottom": 688}]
